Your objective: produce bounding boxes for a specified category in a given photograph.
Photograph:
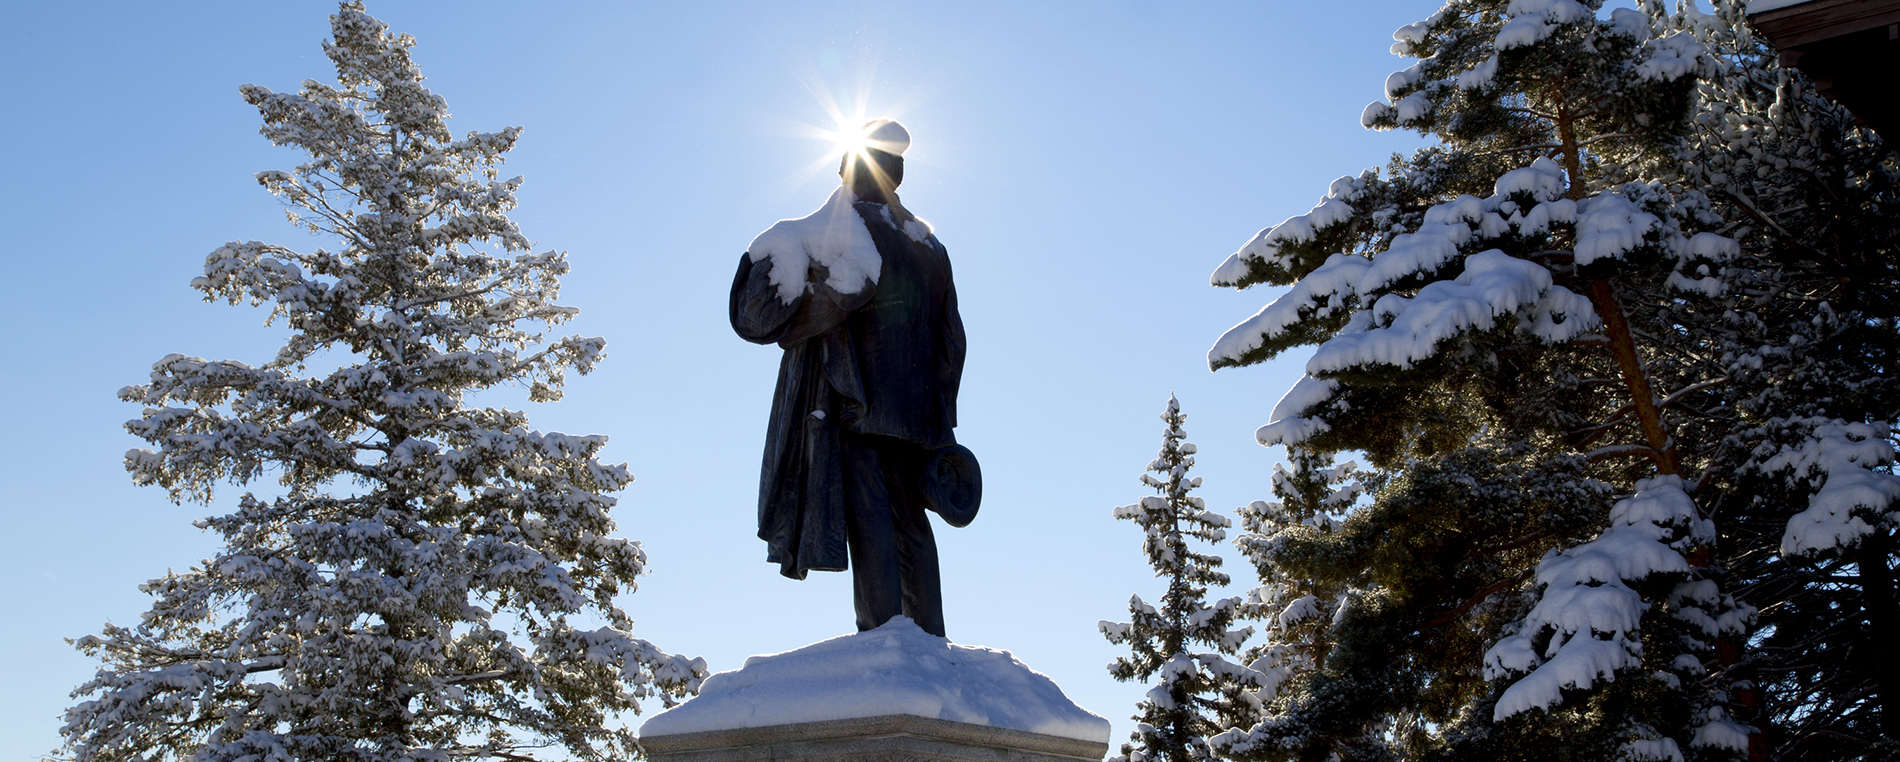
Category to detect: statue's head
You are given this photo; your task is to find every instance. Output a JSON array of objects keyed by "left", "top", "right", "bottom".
[{"left": 840, "top": 119, "right": 908, "bottom": 202}]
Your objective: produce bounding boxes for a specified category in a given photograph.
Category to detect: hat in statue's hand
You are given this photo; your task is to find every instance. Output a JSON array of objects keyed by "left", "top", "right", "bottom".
[{"left": 924, "top": 443, "right": 980, "bottom": 528}]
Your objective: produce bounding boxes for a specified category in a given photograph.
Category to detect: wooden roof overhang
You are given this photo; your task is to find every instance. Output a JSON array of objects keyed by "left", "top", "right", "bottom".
[{"left": 1749, "top": 0, "right": 1900, "bottom": 142}]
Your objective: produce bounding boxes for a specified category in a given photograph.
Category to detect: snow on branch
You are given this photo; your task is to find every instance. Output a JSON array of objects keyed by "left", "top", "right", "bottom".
[
  {"left": 1748, "top": 418, "right": 1900, "bottom": 557},
  {"left": 1211, "top": 176, "right": 1367, "bottom": 290},
  {"left": 1485, "top": 477, "right": 1713, "bottom": 720},
  {"left": 1309, "top": 249, "right": 1593, "bottom": 373},
  {"left": 1212, "top": 154, "right": 1731, "bottom": 448}
]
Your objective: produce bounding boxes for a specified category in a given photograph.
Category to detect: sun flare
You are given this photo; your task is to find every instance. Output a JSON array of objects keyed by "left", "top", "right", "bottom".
[
  {"left": 764, "top": 46, "right": 929, "bottom": 196},
  {"left": 827, "top": 122, "right": 875, "bottom": 159},
  {"left": 825, "top": 119, "right": 910, "bottom": 162}
]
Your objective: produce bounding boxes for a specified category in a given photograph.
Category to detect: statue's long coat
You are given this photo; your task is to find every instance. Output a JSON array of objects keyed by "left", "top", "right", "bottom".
[{"left": 730, "top": 198, "right": 966, "bottom": 579}]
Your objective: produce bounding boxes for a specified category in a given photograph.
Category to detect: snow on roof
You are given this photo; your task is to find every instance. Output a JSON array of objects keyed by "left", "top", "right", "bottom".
[
  {"left": 638, "top": 617, "right": 1112, "bottom": 743},
  {"left": 1748, "top": 0, "right": 1818, "bottom": 14}
]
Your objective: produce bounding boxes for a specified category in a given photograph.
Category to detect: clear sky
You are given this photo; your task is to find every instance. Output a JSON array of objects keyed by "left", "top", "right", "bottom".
[{"left": 1, "top": 1, "right": 1437, "bottom": 757}]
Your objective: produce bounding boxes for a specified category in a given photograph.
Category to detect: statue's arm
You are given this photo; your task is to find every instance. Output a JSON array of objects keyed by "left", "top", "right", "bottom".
[
  {"left": 940, "top": 259, "right": 967, "bottom": 428},
  {"left": 730, "top": 253, "right": 875, "bottom": 346}
]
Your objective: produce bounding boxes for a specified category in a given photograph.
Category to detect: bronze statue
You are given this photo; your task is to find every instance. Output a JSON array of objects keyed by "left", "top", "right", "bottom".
[{"left": 730, "top": 120, "right": 978, "bottom": 638}]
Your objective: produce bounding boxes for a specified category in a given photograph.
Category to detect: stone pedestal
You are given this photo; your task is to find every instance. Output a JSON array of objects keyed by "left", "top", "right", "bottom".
[
  {"left": 640, "top": 714, "right": 1109, "bottom": 762},
  {"left": 636, "top": 619, "right": 1112, "bottom": 762}
]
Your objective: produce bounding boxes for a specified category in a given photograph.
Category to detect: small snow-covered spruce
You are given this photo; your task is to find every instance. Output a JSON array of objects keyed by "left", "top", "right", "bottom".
[
  {"left": 61, "top": 6, "right": 705, "bottom": 762},
  {"left": 1099, "top": 397, "right": 1260, "bottom": 762},
  {"left": 1206, "top": 1, "right": 1760, "bottom": 759}
]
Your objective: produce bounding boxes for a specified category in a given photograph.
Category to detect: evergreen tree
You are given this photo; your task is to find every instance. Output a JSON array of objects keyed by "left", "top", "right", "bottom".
[
  {"left": 1100, "top": 397, "right": 1260, "bottom": 762},
  {"left": 1660, "top": 3, "right": 1900, "bottom": 758},
  {"left": 59, "top": 6, "right": 705, "bottom": 761},
  {"left": 1204, "top": 1, "right": 1763, "bottom": 759}
]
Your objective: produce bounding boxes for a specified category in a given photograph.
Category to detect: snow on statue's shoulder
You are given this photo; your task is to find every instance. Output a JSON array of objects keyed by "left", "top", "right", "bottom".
[
  {"left": 903, "top": 217, "right": 934, "bottom": 244},
  {"left": 746, "top": 185, "right": 881, "bottom": 304},
  {"left": 638, "top": 617, "right": 1111, "bottom": 743}
]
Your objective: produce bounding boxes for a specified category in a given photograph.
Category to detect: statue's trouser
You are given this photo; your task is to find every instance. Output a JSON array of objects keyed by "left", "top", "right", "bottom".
[{"left": 840, "top": 431, "right": 946, "bottom": 637}]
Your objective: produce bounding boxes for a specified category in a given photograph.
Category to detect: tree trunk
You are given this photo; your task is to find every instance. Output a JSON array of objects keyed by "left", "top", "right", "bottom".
[
  {"left": 1557, "top": 109, "right": 1678, "bottom": 476},
  {"left": 1858, "top": 529, "right": 1900, "bottom": 741},
  {"left": 1559, "top": 109, "right": 1763, "bottom": 760},
  {"left": 1585, "top": 279, "right": 1680, "bottom": 476}
]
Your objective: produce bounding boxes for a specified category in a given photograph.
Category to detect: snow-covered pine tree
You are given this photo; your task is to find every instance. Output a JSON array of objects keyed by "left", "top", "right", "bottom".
[
  {"left": 1100, "top": 397, "right": 1260, "bottom": 762},
  {"left": 1658, "top": 3, "right": 1900, "bottom": 758},
  {"left": 60, "top": 6, "right": 705, "bottom": 762},
  {"left": 1205, "top": 1, "right": 1756, "bottom": 759}
]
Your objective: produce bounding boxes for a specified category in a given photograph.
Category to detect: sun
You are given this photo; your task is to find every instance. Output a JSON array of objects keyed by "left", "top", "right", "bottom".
[
  {"left": 763, "top": 46, "right": 928, "bottom": 195},
  {"left": 795, "top": 79, "right": 881, "bottom": 167},
  {"left": 823, "top": 119, "right": 911, "bottom": 163},
  {"left": 826, "top": 121, "right": 875, "bottom": 160}
]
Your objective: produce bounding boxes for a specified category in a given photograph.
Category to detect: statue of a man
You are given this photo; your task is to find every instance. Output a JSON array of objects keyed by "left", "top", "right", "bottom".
[{"left": 729, "top": 120, "right": 974, "bottom": 638}]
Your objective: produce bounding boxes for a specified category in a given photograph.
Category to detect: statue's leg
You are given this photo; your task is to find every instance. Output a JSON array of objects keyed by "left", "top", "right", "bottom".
[
  {"left": 886, "top": 443, "right": 946, "bottom": 638},
  {"left": 841, "top": 433, "right": 903, "bottom": 632},
  {"left": 894, "top": 503, "right": 945, "bottom": 637}
]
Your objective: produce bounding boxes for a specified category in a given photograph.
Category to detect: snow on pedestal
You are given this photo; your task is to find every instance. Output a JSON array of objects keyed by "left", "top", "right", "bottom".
[{"left": 640, "top": 617, "right": 1110, "bottom": 745}]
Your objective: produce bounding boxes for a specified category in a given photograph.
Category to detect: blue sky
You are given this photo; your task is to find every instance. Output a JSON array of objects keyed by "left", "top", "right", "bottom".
[{"left": 0, "top": 2, "right": 1437, "bottom": 757}]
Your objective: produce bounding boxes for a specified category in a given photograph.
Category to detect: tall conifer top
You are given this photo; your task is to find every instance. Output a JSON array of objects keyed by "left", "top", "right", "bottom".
[{"left": 62, "top": 6, "right": 705, "bottom": 761}]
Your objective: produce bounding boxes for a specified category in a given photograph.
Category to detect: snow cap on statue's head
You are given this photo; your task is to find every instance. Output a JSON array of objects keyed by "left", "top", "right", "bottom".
[{"left": 862, "top": 119, "right": 910, "bottom": 156}]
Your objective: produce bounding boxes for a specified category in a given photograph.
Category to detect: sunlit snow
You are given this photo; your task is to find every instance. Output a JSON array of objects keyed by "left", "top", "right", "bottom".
[
  {"left": 639, "top": 617, "right": 1112, "bottom": 743},
  {"left": 746, "top": 186, "right": 881, "bottom": 304}
]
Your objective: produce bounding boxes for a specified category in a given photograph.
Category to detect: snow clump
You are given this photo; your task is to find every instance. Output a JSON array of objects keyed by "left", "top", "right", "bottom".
[
  {"left": 1211, "top": 175, "right": 1365, "bottom": 288},
  {"left": 747, "top": 186, "right": 881, "bottom": 304},
  {"left": 1256, "top": 375, "right": 1341, "bottom": 447},
  {"left": 1752, "top": 419, "right": 1900, "bottom": 557},
  {"left": 1308, "top": 250, "right": 1587, "bottom": 373},
  {"left": 1485, "top": 477, "right": 1712, "bottom": 720}
]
